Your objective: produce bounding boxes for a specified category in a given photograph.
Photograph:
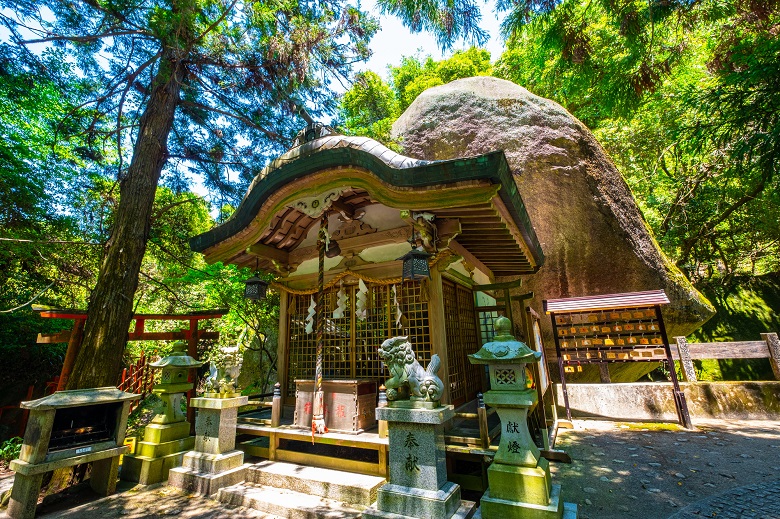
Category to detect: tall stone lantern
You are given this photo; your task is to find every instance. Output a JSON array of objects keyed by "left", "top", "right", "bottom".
[
  {"left": 469, "top": 317, "right": 577, "bottom": 519},
  {"left": 123, "top": 340, "right": 203, "bottom": 485}
]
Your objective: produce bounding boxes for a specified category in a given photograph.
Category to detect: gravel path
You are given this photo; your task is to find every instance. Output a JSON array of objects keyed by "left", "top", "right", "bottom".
[{"left": 550, "top": 419, "right": 780, "bottom": 519}]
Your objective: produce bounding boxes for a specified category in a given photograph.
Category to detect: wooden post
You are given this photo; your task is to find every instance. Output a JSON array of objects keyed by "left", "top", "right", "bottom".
[
  {"left": 277, "top": 290, "right": 290, "bottom": 405},
  {"left": 271, "top": 382, "right": 282, "bottom": 427},
  {"left": 427, "top": 268, "right": 451, "bottom": 405},
  {"left": 377, "top": 385, "right": 388, "bottom": 439},
  {"left": 477, "top": 392, "right": 489, "bottom": 449},
  {"left": 675, "top": 336, "right": 697, "bottom": 382},
  {"left": 57, "top": 318, "right": 86, "bottom": 391},
  {"left": 761, "top": 333, "right": 780, "bottom": 380}
]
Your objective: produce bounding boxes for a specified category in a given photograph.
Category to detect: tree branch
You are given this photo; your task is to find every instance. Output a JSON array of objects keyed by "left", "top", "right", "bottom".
[
  {"left": 0, "top": 281, "right": 56, "bottom": 313},
  {"left": 0, "top": 237, "right": 102, "bottom": 245},
  {"left": 138, "top": 270, "right": 197, "bottom": 308},
  {"left": 22, "top": 30, "right": 148, "bottom": 44},
  {"left": 179, "top": 99, "right": 278, "bottom": 140}
]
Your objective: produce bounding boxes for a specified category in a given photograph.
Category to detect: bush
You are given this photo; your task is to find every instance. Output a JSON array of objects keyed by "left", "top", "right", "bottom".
[{"left": 0, "top": 437, "right": 22, "bottom": 463}]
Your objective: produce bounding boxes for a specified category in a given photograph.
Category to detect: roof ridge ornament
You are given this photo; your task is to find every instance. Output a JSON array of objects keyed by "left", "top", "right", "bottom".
[{"left": 292, "top": 122, "right": 339, "bottom": 148}]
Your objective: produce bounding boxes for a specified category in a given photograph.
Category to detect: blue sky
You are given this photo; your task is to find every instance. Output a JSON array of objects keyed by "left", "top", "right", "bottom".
[{"left": 359, "top": 0, "right": 506, "bottom": 76}]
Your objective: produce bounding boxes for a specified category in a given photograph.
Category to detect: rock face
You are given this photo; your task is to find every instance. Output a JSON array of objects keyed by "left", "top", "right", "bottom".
[{"left": 393, "top": 77, "right": 713, "bottom": 367}]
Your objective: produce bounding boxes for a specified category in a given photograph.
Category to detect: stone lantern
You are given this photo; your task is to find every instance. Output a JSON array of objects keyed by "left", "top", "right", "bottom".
[
  {"left": 122, "top": 341, "right": 203, "bottom": 485},
  {"left": 468, "top": 317, "right": 577, "bottom": 519}
]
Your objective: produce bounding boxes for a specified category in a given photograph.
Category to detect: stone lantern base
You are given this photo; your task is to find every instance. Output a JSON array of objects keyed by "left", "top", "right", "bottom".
[
  {"left": 123, "top": 384, "right": 195, "bottom": 485},
  {"left": 168, "top": 396, "right": 249, "bottom": 496},
  {"left": 477, "top": 389, "right": 577, "bottom": 519}
]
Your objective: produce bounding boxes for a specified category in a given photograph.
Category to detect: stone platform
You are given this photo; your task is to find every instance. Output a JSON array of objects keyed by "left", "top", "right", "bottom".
[{"left": 217, "top": 460, "right": 386, "bottom": 519}]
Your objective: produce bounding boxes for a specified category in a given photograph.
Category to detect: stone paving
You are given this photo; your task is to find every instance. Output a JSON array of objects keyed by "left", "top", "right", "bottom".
[
  {"left": 550, "top": 419, "right": 780, "bottom": 519},
  {"left": 668, "top": 479, "right": 780, "bottom": 519}
]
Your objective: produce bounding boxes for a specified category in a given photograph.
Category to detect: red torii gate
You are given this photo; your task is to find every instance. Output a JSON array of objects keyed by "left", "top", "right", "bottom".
[
  {"left": 34, "top": 306, "right": 228, "bottom": 430},
  {"left": 34, "top": 306, "right": 227, "bottom": 390}
]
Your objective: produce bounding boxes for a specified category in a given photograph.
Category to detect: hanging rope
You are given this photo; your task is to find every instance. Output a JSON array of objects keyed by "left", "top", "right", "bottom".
[
  {"left": 270, "top": 249, "right": 454, "bottom": 295},
  {"left": 312, "top": 215, "right": 328, "bottom": 437}
]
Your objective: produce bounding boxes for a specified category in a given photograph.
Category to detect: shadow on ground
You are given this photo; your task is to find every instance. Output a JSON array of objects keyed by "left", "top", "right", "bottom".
[{"left": 550, "top": 419, "right": 780, "bottom": 519}]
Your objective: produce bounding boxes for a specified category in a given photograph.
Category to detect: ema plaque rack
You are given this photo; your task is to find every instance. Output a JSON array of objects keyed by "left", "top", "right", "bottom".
[{"left": 544, "top": 290, "right": 692, "bottom": 429}]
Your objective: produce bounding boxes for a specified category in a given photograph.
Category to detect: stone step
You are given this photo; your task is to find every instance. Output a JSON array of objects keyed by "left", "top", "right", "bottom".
[
  {"left": 217, "top": 482, "right": 366, "bottom": 519},
  {"left": 245, "top": 460, "right": 386, "bottom": 506}
]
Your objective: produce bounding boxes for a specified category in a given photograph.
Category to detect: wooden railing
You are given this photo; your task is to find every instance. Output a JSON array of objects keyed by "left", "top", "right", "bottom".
[
  {"left": 673, "top": 332, "right": 780, "bottom": 382},
  {"left": 117, "top": 353, "right": 157, "bottom": 411}
]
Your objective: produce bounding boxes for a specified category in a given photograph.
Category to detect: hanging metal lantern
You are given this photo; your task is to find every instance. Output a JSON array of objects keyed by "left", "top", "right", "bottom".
[
  {"left": 397, "top": 248, "right": 431, "bottom": 281},
  {"left": 244, "top": 275, "right": 269, "bottom": 300}
]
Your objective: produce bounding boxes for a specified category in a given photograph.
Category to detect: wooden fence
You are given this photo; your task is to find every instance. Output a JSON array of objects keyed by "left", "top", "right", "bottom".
[
  {"left": 117, "top": 353, "right": 157, "bottom": 411},
  {"left": 673, "top": 332, "right": 780, "bottom": 382}
]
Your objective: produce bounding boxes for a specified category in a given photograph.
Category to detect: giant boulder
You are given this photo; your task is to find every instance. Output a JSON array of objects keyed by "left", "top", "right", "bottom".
[{"left": 393, "top": 77, "right": 713, "bottom": 377}]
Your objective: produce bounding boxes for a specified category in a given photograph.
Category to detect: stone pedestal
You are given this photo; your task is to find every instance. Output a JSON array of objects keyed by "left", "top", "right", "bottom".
[
  {"left": 480, "top": 390, "right": 571, "bottom": 519},
  {"left": 468, "top": 316, "right": 577, "bottom": 519},
  {"left": 7, "top": 388, "right": 139, "bottom": 519},
  {"left": 363, "top": 406, "right": 475, "bottom": 519},
  {"left": 168, "top": 395, "right": 249, "bottom": 496}
]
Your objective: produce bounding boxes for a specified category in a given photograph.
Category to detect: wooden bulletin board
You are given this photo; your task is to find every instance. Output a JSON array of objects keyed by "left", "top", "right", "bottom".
[{"left": 544, "top": 290, "right": 693, "bottom": 429}]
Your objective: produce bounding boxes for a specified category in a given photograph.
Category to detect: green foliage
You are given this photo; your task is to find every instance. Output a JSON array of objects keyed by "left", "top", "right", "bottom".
[
  {"left": 340, "top": 71, "right": 399, "bottom": 144},
  {"left": 339, "top": 47, "right": 492, "bottom": 142},
  {"left": 494, "top": 0, "right": 690, "bottom": 127},
  {"left": 376, "top": 0, "right": 488, "bottom": 50},
  {"left": 497, "top": 0, "right": 780, "bottom": 281},
  {"left": 393, "top": 48, "right": 492, "bottom": 112},
  {"left": 688, "top": 273, "right": 780, "bottom": 381},
  {"left": 0, "top": 436, "right": 22, "bottom": 463}
]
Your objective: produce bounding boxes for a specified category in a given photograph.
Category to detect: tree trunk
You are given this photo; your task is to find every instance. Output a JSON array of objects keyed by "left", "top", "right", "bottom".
[{"left": 66, "top": 53, "right": 186, "bottom": 390}]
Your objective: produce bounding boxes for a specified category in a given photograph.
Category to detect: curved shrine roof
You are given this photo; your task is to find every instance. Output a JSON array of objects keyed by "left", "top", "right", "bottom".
[{"left": 190, "top": 134, "right": 544, "bottom": 277}]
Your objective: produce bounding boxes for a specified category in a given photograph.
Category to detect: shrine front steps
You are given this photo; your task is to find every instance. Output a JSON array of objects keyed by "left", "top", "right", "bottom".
[{"left": 216, "top": 460, "right": 386, "bottom": 519}]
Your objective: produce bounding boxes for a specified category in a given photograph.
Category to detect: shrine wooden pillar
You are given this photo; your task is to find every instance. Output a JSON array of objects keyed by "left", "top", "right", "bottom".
[
  {"left": 277, "top": 290, "right": 291, "bottom": 405},
  {"left": 427, "top": 268, "right": 451, "bottom": 405},
  {"left": 57, "top": 318, "right": 86, "bottom": 391}
]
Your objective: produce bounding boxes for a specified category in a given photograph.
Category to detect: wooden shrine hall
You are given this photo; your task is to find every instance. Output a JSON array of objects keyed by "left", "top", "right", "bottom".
[{"left": 190, "top": 125, "right": 545, "bottom": 432}]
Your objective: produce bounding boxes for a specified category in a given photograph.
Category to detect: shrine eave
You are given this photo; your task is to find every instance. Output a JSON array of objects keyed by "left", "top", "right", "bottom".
[{"left": 190, "top": 136, "right": 544, "bottom": 272}]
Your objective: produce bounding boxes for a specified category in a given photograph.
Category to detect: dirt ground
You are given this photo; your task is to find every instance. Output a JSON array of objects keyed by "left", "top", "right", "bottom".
[{"left": 1, "top": 418, "right": 778, "bottom": 519}]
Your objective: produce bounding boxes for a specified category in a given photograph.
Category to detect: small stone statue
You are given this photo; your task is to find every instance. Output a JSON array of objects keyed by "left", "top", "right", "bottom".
[
  {"left": 203, "top": 346, "right": 242, "bottom": 398},
  {"left": 378, "top": 336, "right": 445, "bottom": 405}
]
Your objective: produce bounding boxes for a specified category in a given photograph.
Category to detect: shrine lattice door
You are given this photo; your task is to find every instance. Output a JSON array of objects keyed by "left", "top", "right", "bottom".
[{"left": 285, "top": 282, "right": 431, "bottom": 398}]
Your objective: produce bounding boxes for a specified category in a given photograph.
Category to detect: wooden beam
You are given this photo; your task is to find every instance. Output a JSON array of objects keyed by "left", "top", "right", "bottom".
[
  {"left": 460, "top": 223, "right": 506, "bottom": 230},
  {"left": 491, "top": 195, "right": 539, "bottom": 270},
  {"left": 447, "top": 240, "right": 494, "bottom": 282},
  {"left": 126, "top": 331, "right": 219, "bottom": 341},
  {"left": 37, "top": 331, "right": 72, "bottom": 344},
  {"left": 288, "top": 226, "right": 412, "bottom": 266},
  {"left": 473, "top": 279, "right": 523, "bottom": 291},
  {"left": 58, "top": 318, "right": 85, "bottom": 391},
  {"left": 36, "top": 309, "right": 228, "bottom": 320},
  {"left": 247, "top": 242, "right": 290, "bottom": 263}
]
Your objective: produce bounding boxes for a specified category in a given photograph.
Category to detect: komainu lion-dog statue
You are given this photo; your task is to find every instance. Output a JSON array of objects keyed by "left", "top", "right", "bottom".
[{"left": 378, "top": 336, "right": 445, "bottom": 404}]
